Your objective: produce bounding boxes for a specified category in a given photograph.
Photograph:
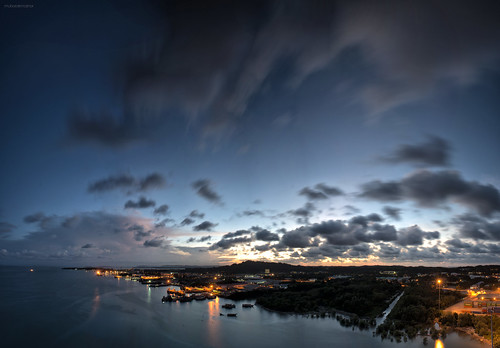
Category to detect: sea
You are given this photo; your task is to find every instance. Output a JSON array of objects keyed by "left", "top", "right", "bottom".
[{"left": 0, "top": 266, "right": 486, "bottom": 348}]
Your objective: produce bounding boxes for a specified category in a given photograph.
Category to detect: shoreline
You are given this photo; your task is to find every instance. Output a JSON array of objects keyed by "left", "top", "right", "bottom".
[{"left": 454, "top": 327, "right": 491, "bottom": 346}]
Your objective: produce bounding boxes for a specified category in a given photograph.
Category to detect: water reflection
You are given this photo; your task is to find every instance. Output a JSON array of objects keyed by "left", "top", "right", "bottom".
[
  {"left": 146, "top": 287, "right": 152, "bottom": 304},
  {"left": 90, "top": 287, "right": 100, "bottom": 318},
  {"left": 207, "top": 297, "right": 221, "bottom": 347},
  {"left": 435, "top": 339, "right": 444, "bottom": 348}
]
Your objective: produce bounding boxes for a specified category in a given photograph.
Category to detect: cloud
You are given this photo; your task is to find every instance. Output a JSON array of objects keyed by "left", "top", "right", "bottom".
[
  {"left": 23, "top": 212, "right": 46, "bottom": 224},
  {"left": 209, "top": 236, "right": 252, "bottom": 250},
  {"left": 343, "top": 205, "right": 361, "bottom": 215},
  {"left": 67, "top": 1, "right": 500, "bottom": 148},
  {"left": 124, "top": 197, "right": 156, "bottom": 209},
  {"left": 153, "top": 204, "right": 169, "bottom": 215},
  {"left": 88, "top": 173, "right": 165, "bottom": 193},
  {"left": 180, "top": 218, "right": 195, "bottom": 226},
  {"left": 0, "top": 211, "right": 174, "bottom": 264},
  {"left": 0, "top": 222, "right": 16, "bottom": 235},
  {"left": 360, "top": 170, "right": 500, "bottom": 217},
  {"left": 383, "top": 206, "right": 402, "bottom": 221},
  {"left": 381, "top": 136, "right": 451, "bottom": 166},
  {"left": 127, "top": 224, "right": 152, "bottom": 241},
  {"left": 453, "top": 213, "right": 500, "bottom": 241},
  {"left": 193, "top": 221, "right": 218, "bottom": 232},
  {"left": 254, "top": 228, "right": 280, "bottom": 242},
  {"left": 288, "top": 202, "right": 316, "bottom": 224},
  {"left": 143, "top": 237, "right": 167, "bottom": 248},
  {"left": 299, "top": 183, "right": 343, "bottom": 200},
  {"left": 335, "top": 1, "right": 500, "bottom": 115},
  {"left": 189, "top": 210, "right": 205, "bottom": 219},
  {"left": 222, "top": 230, "right": 251, "bottom": 239},
  {"left": 186, "top": 235, "right": 212, "bottom": 243},
  {"left": 396, "top": 226, "right": 440, "bottom": 246},
  {"left": 67, "top": 110, "right": 142, "bottom": 147},
  {"left": 239, "top": 210, "right": 264, "bottom": 217},
  {"left": 191, "top": 179, "right": 223, "bottom": 205}
]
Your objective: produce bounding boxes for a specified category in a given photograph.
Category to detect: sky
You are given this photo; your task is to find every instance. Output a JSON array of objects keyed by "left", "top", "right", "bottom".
[{"left": 1, "top": 0, "right": 500, "bottom": 267}]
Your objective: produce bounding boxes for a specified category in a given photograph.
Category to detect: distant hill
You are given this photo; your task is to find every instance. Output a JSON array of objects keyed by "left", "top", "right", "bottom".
[{"left": 184, "top": 260, "right": 500, "bottom": 275}]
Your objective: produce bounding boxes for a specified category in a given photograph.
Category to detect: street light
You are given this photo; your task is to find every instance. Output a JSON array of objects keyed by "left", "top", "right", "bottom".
[{"left": 437, "top": 279, "right": 442, "bottom": 311}]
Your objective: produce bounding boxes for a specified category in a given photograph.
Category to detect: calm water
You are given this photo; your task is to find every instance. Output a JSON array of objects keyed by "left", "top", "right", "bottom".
[{"left": 0, "top": 267, "right": 486, "bottom": 348}]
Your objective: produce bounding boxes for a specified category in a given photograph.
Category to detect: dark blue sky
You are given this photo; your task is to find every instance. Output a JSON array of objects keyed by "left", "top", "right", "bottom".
[{"left": 1, "top": 0, "right": 500, "bottom": 266}]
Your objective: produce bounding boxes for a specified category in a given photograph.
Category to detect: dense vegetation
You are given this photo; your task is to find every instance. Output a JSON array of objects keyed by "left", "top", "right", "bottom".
[
  {"left": 441, "top": 312, "right": 500, "bottom": 348},
  {"left": 256, "top": 277, "right": 401, "bottom": 318},
  {"left": 376, "top": 282, "right": 465, "bottom": 342}
]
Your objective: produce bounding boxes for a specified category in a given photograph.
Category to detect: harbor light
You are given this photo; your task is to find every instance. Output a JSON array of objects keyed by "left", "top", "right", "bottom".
[{"left": 434, "top": 338, "right": 444, "bottom": 348}]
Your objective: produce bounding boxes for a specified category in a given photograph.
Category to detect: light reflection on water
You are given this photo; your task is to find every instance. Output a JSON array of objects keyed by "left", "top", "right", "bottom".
[
  {"left": 90, "top": 287, "right": 100, "bottom": 318},
  {"left": 207, "top": 297, "right": 221, "bottom": 347},
  {"left": 0, "top": 267, "right": 488, "bottom": 348},
  {"left": 434, "top": 339, "right": 444, "bottom": 348}
]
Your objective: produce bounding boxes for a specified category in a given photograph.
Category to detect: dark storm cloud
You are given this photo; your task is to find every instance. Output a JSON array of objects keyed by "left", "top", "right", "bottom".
[
  {"left": 382, "top": 136, "right": 451, "bottom": 166},
  {"left": 88, "top": 173, "right": 165, "bottom": 193},
  {"left": 193, "top": 221, "right": 217, "bottom": 232},
  {"left": 189, "top": 210, "right": 205, "bottom": 219},
  {"left": 222, "top": 230, "right": 251, "bottom": 239},
  {"left": 208, "top": 236, "right": 252, "bottom": 250},
  {"left": 143, "top": 237, "right": 166, "bottom": 248},
  {"left": 396, "top": 226, "right": 440, "bottom": 246},
  {"left": 153, "top": 204, "right": 169, "bottom": 215},
  {"left": 279, "top": 227, "right": 314, "bottom": 248},
  {"left": 0, "top": 222, "right": 16, "bottom": 235},
  {"left": 254, "top": 229, "right": 280, "bottom": 242},
  {"left": 180, "top": 218, "right": 195, "bottom": 226},
  {"left": 453, "top": 214, "right": 500, "bottom": 241},
  {"left": 191, "top": 180, "right": 223, "bottom": 205},
  {"left": 299, "top": 187, "right": 327, "bottom": 200},
  {"left": 81, "top": 243, "right": 94, "bottom": 249},
  {"left": 335, "top": 1, "right": 500, "bottom": 115},
  {"left": 360, "top": 170, "right": 500, "bottom": 216},
  {"left": 349, "top": 213, "right": 383, "bottom": 227},
  {"left": 67, "top": 1, "right": 500, "bottom": 147},
  {"left": 383, "top": 206, "right": 402, "bottom": 220},
  {"left": 124, "top": 197, "right": 156, "bottom": 209},
  {"left": 445, "top": 238, "right": 471, "bottom": 250},
  {"left": 299, "top": 183, "right": 343, "bottom": 200}
]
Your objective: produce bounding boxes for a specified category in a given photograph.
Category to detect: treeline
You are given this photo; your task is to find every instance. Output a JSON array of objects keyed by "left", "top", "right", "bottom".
[
  {"left": 441, "top": 312, "right": 500, "bottom": 347},
  {"left": 376, "top": 282, "right": 464, "bottom": 342},
  {"left": 256, "top": 277, "right": 401, "bottom": 317}
]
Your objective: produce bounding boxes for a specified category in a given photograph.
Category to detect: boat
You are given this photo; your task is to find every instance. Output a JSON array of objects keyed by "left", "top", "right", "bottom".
[
  {"left": 219, "top": 313, "right": 224, "bottom": 316},
  {"left": 179, "top": 296, "right": 193, "bottom": 302},
  {"left": 162, "top": 295, "right": 179, "bottom": 302},
  {"left": 206, "top": 294, "right": 216, "bottom": 300},
  {"left": 194, "top": 294, "right": 206, "bottom": 301},
  {"left": 242, "top": 304, "right": 254, "bottom": 308},
  {"left": 227, "top": 313, "right": 237, "bottom": 317},
  {"left": 222, "top": 303, "right": 235, "bottom": 309}
]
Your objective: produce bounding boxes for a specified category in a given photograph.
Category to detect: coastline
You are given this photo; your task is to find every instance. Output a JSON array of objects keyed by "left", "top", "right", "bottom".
[{"left": 454, "top": 327, "right": 490, "bottom": 346}]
